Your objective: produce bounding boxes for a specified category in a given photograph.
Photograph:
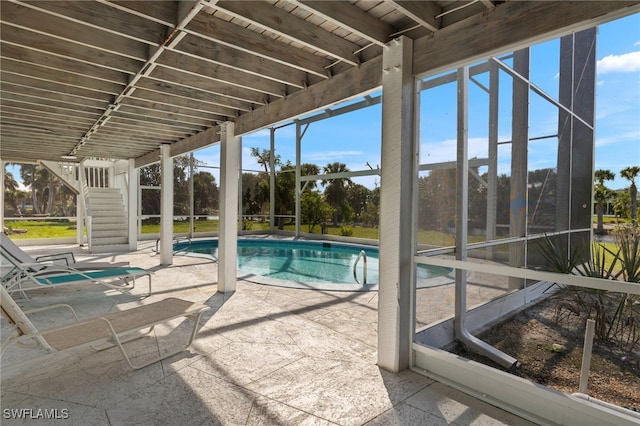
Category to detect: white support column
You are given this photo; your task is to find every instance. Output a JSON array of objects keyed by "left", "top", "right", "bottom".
[
  {"left": 269, "top": 128, "right": 276, "bottom": 233},
  {"left": 160, "top": 144, "right": 173, "bottom": 265},
  {"left": 76, "top": 197, "right": 84, "bottom": 245},
  {"left": 128, "top": 159, "right": 138, "bottom": 251},
  {"left": 189, "top": 153, "right": 195, "bottom": 238},
  {"left": 295, "top": 122, "right": 301, "bottom": 237},
  {"left": 218, "top": 122, "right": 240, "bottom": 293},
  {"left": 486, "top": 62, "right": 499, "bottom": 260},
  {"left": 378, "top": 36, "right": 416, "bottom": 372}
]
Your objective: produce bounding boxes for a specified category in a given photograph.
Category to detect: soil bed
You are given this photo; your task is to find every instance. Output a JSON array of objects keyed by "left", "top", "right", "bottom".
[{"left": 452, "top": 293, "right": 640, "bottom": 411}]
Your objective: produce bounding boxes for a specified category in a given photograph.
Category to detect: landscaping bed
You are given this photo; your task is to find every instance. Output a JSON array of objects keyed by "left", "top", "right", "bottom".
[{"left": 454, "top": 291, "right": 640, "bottom": 411}]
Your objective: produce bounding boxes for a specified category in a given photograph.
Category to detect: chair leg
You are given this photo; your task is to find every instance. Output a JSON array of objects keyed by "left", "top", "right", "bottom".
[
  {"left": 91, "top": 326, "right": 156, "bottom": 351},
  {"left": 101, "top": 312, "right": 205, "bottom": 369}
]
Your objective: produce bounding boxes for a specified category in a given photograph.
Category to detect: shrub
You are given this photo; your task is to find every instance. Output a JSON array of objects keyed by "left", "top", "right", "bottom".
[{"left": 339, "top": 226, "right": 353, "bottom": 237}]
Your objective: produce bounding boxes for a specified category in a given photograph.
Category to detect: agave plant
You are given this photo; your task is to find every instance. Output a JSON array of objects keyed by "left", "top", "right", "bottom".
[
  {"left": 613, "top": 225, "right": 640, "bottom": 283},
  {"left": 607, "top": 226, "right": 640, "bottom": 349},
  {"left": 535, "top": 233, "right": 585, "bottom": 274},
  {"left": 536, "top": 231, "right": 639, "bottom": 350}
]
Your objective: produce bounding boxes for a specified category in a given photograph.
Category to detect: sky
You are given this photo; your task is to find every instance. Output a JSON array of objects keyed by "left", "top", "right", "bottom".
[{"left": 6, "top": 13, "right": 639, "bottom": 192}]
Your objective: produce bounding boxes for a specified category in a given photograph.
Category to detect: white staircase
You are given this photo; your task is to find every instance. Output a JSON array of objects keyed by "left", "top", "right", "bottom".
[
  {"left": 41, "top": 160, "right": 130, "bottom": 253},
  {"left": 84, "top": 187, "right": 129, "bottom": 253}
]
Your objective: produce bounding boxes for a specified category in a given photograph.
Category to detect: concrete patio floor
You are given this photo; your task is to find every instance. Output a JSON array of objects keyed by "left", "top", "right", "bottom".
[{"left": 1, "top": 241, "right": 535, "bottom": 425}]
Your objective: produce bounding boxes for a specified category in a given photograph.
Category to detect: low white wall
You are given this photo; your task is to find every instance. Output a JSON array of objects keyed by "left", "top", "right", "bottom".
[{"left": 413, "top": 344, "right": 640, "bottom": 425}]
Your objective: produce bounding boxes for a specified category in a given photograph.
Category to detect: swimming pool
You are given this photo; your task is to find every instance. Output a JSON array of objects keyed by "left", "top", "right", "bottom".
[{"left": 175, "top": 238, "right": 454, "bottom": 291}]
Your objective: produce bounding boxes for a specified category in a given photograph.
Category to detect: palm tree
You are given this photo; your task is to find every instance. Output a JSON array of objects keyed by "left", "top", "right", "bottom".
[
  {"left": 321, "top": 162, "right": 352, "bottom": 225},
  {"left": 621, "top": 166, "right": 639, "bottom": 226},
  {"left": 594, "top": 169, "right": 615, "bottom": 234},
  {"left": 19, "top": 164, "right": 37, "bottom": 213},
  {"left": 4, "top": 169, "right": 18, "bottom": 190}
]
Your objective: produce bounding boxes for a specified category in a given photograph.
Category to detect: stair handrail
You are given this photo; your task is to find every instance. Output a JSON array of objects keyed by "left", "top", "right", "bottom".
[
  {"left": 78, "top": 162, "right": 92, "bottom": 252},
  {"left": 353, "top": 250, "right": 367, "bottom": 284}
]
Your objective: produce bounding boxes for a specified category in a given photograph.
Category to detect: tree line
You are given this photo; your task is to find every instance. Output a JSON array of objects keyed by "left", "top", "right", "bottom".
[
  {"left": 241, "top": 148, "right": 380, "bottom": 232},
  {"left": 4, "top": 158, "right": 638, "bottom": 235}
]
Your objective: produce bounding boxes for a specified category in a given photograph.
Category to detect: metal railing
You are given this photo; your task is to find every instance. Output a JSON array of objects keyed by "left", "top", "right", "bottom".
[{"left": 353, "top": 250, "right": 368, "bottom": 284}]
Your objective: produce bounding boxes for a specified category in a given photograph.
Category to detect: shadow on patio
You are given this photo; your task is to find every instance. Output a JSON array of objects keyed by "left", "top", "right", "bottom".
[{"left": 1, "top": 243, "right": 533, "bottom": 425}]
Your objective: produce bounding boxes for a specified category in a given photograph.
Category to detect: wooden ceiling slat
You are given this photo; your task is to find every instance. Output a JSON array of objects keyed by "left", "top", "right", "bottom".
[
  {"left": 213, "top": 1, "right": 360, "bottom": 66},
  {"left": 391, "top": 1, "right": 442, "bottom": 32},
  {"left": 20, "top": 0, "right": 168, "bottom": 45},
  {"left": 186, "top": 13, "right": 330, "bottom": 78},
  {"left": 0, "top": 71, "right": 119, "bottom": 101},
  {"left": 135, "top": 79, "right": 250, "bottom": 114},
  {"left": 117, "top": 104, "right": 216, "bottom": 128},
  {"left": 294, "top": 1, "right": 393, "bottom": 47},
  {"left": 1, "top": 2, "right": 148, "bottom": 61},
  {"left": 0, "top": 42, "right": 130, "bottom": 85},
  {"left": 1, "top": 82, "right": 110, "bottom": 109},
  {"left": 174, "top": 33, "right": 307, "bottom": 88},
  {"left": 127, "top": 89, "right": 236, "bottom": 120},
  {"left": 157, "top": 50, "right": 286, "bottom": 98},
  {"left": 0, "top": 59, "right": 125, "bottom": 95},
  {"left": 0, "top": 24, "right": 142, "bottom": 74},
  {"left": 101, "top": 0, "right": 178, "bottom": 27}
]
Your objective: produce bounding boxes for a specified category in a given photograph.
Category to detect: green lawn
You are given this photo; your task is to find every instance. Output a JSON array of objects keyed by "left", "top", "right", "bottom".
[
  {"left": 140, "top": 219, "right": 219, "bottom": 234},
  {"left": 593, "top": 215, "right": 630, "bottom": 225},
  {"left": 4, "top": 220, "right": 79, "bottom": 239}
]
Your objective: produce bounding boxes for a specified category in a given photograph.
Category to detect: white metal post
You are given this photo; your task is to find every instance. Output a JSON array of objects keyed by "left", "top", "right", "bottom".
[
  {"left": 295, "top": 122, "right": 301, "bottom": 237},
  {"left": 189, "top": 153, "right": 195, "bottom": 238},
  {"left": 128, "top": 159, "right": 138, "bottom": 251},
  {"left": 218, "top": 122, "right": 240, "bottom": 293},
  {"left": 76, "top": 196, "right": 84, "bottom": 245},
  {"left": 160, "top": 144, "right": 173, "bottom": 265},
  {"left": 486, "top": 62, "right": 499, "bottom": 259},
  {"left": 269, "top": 128, "right": 276, "bottom": 233},
  {"left": 378, "top": 36, "right": 416, "bottom": 372}
]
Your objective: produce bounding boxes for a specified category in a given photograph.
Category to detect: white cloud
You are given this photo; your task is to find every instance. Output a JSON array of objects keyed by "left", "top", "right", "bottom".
[
  {"left": 420, "top": 137, "right": 490, "bottom": 164},
  {"left": 303, "top": 150, "right": 364, "bottom": 162},
  {"left": 634, "top": 41, "right": 640, "bottom": 47},
  {"left": 597, "top": 51, "right": 640, "bottom": 74},
  {"left": 243, "top": 128, "right": 271, "bottom": 139},
  {"left": 595, "top": 130, "right": 640, "bottom": 148}
]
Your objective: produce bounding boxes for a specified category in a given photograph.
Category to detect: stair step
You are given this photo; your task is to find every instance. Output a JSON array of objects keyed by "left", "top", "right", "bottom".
[
  {"left": 90, "top": 208, "right": 126, "bottom": 215},
  {"left": 90, "top": 207, "right": 126, "bottom": 217},
  {"left": 91, "top": 236, "right": 128, "bottom": 245},
  {"left": 90, "top": 220, "right": 126, "bottom": 227},
  {"left": 90, "top": 206, "right": 124, "bottom": 216},
  {"left": 86, "top": 187, "right": 119, "bottom": 192},
  {"left": 91, "top": 213, "right": 127, "bottom": 226},
  {"left": 85, "top": 185, "right": 128, "bottom": 254},
  {"left": 89, "top": 243, "right": 130, "bottom": 253},
  {"left": 92, "top": 229, "right": 127, "bottom": 238},
  {"left": 90, "top": 197, "right": 123, "bottom": 204},
  {"left": 88, "top": 195, "right": 123, "bottom": 202}
]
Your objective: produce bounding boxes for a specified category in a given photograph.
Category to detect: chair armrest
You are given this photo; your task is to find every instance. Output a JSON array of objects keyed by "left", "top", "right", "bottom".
[
  {"left": 23, "top": 304, "right": 79, "bottom": 322},
  {"left": 36, "top": 252, "right": 76, "bottom": 265}
]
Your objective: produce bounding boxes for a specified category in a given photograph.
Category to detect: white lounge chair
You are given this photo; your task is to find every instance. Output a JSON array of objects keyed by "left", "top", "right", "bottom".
[
  {"left": 1, "top": 243, "right": 152, "bottom": 297},
  {"left": 0, "top": 285, "right": 209, "bottom": 369},
  {"left": 1, "top": 233, "right": 129, "bottom": 271}
]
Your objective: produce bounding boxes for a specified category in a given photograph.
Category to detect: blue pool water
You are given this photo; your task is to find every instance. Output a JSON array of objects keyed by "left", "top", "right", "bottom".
[{"left": 175, "top": 238, "right": 453, "bottom": 290}]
